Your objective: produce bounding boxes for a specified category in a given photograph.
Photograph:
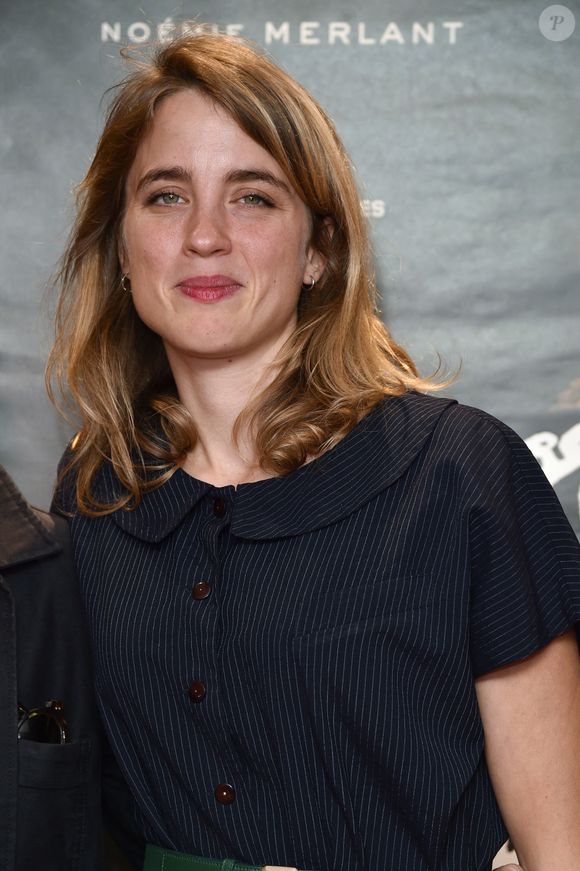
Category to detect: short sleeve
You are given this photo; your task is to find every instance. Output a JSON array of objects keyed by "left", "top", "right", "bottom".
[{"left": 467, "top": 413, "right": 580, "bottom": 678}]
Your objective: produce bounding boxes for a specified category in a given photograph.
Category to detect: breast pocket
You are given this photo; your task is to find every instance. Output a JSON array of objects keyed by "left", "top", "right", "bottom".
[
  {"left": 17, "top": 739, "right": 95, "bottom": 871},
  {"left": 293, "top": 570, "right": 438, "bottom": 639},
  {"left": 291, "top": 572, "right": 442, "bottom": 732}
]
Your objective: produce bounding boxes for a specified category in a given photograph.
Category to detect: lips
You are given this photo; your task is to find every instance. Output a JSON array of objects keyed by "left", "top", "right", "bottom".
[{"left": 177, "top": 274, "right": 243, "bottom": 303}]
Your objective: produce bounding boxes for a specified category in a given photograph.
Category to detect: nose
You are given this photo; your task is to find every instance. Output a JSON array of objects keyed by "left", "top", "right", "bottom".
[{"left": 183, "top": 201, "right": 231, "bottom": 257}]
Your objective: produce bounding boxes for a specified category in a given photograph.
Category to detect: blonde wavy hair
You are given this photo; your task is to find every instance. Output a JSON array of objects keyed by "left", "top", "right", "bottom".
[{"left": 47, "top": 30, "right": 445, "bottom": 516}]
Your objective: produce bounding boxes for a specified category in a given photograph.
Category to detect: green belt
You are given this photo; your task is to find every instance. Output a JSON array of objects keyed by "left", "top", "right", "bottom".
[{"left": 144, "top": 844, "right": 316, "bottom": 871}]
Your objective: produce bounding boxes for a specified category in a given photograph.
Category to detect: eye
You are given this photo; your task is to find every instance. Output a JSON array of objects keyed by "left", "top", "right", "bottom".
[
  {"left": 239, "top": 193, "right": 274, "bottom": 207},
  {"left": 148, "top": 191, "right": 185, "bottom": 206}
]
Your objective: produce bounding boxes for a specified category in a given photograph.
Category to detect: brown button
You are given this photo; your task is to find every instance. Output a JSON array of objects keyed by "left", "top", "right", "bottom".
[
  {"left": 192, "top": 581, "right": 211, "bottom": 600},
  {"left": 214, "top": 783, "right": 235, "bottom": 805},
  {"left": 213, "top": 496, "right": 226, "bottom": 518},
  {"left": 188, "top": 681, "right": 206, "bottom": 702}
]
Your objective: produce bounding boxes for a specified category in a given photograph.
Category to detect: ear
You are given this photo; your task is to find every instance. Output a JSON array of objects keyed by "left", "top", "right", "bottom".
[
  {"left": 303, "top": 247, "right": 325, "bottom": 285},
  {"left": 303, "top": 217, "right": 334, "bottom": 284},
  {"left": 117, "top": 230, "right": 129, "bottom": 275}
]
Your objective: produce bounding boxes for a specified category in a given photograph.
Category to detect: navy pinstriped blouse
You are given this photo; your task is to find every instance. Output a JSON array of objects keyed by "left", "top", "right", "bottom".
[{"left": 55, "top": 392, "right": 580, "bottom": 871}]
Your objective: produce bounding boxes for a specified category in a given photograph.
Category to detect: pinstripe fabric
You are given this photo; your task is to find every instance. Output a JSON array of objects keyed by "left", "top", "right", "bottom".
[{"left": 55, "top": 392, "right": 580, "bottom": 871}]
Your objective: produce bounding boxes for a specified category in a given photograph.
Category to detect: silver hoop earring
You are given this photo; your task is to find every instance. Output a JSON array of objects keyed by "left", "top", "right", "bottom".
[
  {"left": 302, "top": 277, "right": 316, "bottom": 291},
  {"left": 121, "top": 274, "right": 131, "bottom": 292}
]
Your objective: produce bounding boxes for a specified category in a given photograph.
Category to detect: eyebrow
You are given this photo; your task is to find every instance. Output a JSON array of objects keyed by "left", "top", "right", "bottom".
[
  {"left": 135, "top": 165, "right": 293, "bottom": 196},
  {"left": 225, "top": 168, "right": 292, "bottom": 195},
  {"left": 135, "top": 165, "right": 190, "bottom": 195}
]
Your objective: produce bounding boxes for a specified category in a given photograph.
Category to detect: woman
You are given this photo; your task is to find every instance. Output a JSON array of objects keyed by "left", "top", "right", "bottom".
[{"left": 48, "top": 31, "right": 579, "bottom": 871}]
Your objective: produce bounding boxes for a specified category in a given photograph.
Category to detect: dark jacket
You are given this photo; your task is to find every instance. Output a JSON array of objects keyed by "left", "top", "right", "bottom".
[{"left": 0, "top": 465, "right": 103, "bottom": 871}]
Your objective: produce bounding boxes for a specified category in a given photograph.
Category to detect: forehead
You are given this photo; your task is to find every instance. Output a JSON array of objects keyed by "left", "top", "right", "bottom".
[{"left": 127, "top": 89, "right": 286, "bottom": 185}]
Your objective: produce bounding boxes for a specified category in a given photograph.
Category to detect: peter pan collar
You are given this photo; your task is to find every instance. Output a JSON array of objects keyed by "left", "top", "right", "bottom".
[{"left": 110, "top": 392, "right": 457, "bottom": 543}]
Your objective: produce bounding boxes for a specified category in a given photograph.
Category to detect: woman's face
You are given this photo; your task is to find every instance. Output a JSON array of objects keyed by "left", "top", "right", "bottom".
[{"left": 120, "top": 89, "right": 323, "bottom": 366}]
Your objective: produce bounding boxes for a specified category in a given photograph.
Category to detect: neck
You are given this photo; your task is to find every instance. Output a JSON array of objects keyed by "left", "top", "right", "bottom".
[{"left": 165, "top": 344, "right": 282, "bottom": 487}]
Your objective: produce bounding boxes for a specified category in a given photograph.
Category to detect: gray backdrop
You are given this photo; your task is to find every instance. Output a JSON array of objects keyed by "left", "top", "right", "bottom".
[{"left": 1, "top": 0, "right": 579, "bottom": 536}]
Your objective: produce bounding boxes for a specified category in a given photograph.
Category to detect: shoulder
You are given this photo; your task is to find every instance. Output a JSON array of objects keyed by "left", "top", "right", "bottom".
[
  {"left": 0, "top": 466, "right": 62, "bottom": 569},
  {"left": 432, "top": 396, "right": 540, "bottom": 479},
  {"left": 383, "top": 390, "right": 518, "bottom": 436},
  {"left": 51, "top": 438, "right": 135, "bottom": 518},
  {"left": 31, "top": 506, "right": 72, "bottom": 551},
  {"left": 378, "top": 391, "right": 547, "bottom": 496},
  {"left": 387, "top": 390, "right": 531, "bottom": 455},
  {"left": 311, "top": 391, "right": 540, "bottom": 505},
  {"left": 51, "top": 441, "right": 79, "bottom": 517}
]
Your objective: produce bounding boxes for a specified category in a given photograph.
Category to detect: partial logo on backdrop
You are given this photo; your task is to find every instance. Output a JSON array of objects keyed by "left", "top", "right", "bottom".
[
  {"left": 527, "top": 423, "right": 580, "bottom": 482},
  {"left": 100, "top": 19, "right": 464, "bottom": 48},
  {"left": 525, "top": 380, "right": 580, "bottom": 523}
]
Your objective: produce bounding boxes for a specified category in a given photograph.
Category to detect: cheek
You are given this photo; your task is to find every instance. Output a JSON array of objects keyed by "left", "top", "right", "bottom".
[
  {"left": 247, "top": 225, "right": 308, "bottom": 282},
  {"left": 123, "top": 217, "right": 181, "bottom": 274}
]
